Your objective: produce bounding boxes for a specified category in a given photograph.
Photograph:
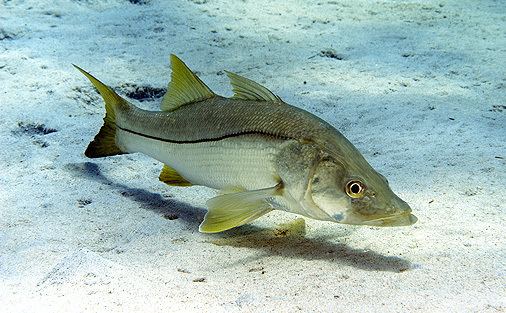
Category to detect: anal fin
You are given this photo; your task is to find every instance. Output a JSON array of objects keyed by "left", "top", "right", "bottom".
[
  {"left": 199, "top": 185, "right": 281, "bottom": 233},
  {"left": 159, "top": 165, "right": 192, "bottom": 187}
]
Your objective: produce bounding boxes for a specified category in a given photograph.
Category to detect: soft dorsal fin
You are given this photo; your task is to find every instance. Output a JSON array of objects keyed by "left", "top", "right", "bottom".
[
  {"left": 225, "top": 71, "right": 282, "bottom": 103},
  {"left": 160, "top": 55, "right": 215, "bottom": 111}
]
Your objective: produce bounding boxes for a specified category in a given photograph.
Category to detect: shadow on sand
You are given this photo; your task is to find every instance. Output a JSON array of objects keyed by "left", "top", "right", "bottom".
[
  {"left": 212, "top": 220, "right": 412, "bottom": 273},
  {"left": 66, "top": 161, "right": 412, "bottom": 273},
  {"left": 66, "top": 161, "right": 206, "bottom": 227}
]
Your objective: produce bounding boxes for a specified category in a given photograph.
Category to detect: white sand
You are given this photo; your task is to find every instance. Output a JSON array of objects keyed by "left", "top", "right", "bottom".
[{"left": 0, "top": 0, "right": 504, "bottom": 312}]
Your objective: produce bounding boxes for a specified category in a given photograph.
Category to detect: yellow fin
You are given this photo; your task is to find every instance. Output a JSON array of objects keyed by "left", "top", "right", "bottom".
[
  {"left": 225, "top": 70, "right": 281, "bottom": 103},
  {"left": 159, "top": 165, "right": 192, "bottom": 186},
  {"left": 218, "top": 185, "right": 247, "bottom": 195},
  {"left": 73, "top": 65, "right": 128, "bottom": 158},
  {"left": 199, "top": 185, "right": 280, "bottom": 233},
  {"left": 160, "top": 55, "right": 215, "bottom": 111}
]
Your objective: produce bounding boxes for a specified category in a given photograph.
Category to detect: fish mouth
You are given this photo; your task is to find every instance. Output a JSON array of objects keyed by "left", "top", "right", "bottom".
[
  {"left": 340, "top": 211, "right": 418, "bottom": 227},
  {"left": 360, "top": 212, "right": 418, "bottom": 227}
]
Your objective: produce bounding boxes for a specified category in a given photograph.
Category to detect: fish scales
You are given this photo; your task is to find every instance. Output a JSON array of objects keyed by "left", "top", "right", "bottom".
[{"left": 117, "top": 97, "right": 334, "bottom": 144}]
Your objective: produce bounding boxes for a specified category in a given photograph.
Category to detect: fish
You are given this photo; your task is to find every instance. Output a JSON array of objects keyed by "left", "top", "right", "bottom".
[{"left": 74, "top": 54, "right": 417, "bottom": 233}]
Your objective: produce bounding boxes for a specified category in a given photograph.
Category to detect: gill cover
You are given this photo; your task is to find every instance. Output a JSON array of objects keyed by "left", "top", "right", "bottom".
[{"left": 308, "top": 158, "right": 349, "bottom": 221}]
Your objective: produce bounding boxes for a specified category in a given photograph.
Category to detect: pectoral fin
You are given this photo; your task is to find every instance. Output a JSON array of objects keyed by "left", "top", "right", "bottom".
[{"left": 199, "top": 185, "right": 281, "bottom": 233}]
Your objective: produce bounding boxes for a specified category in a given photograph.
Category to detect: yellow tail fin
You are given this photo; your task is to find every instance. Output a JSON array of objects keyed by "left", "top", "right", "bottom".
[{"left": 74, "top": 65, "right": 128, "bottom": 158}]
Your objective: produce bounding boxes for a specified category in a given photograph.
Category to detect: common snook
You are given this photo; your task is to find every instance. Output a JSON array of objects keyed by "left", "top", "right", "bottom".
[{"left": 75, "top": 55, "right": 417, "bottom": 233}]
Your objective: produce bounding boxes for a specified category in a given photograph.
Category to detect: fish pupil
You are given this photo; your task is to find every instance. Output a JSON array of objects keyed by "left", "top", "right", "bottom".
[{"left": 350, "top": 183, "right": 361, "bottom": 194}]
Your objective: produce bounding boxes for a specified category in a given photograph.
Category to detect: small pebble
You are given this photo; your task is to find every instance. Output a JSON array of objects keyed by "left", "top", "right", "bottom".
[{"left": 193, "top": 277, "right": 206, "bottom": 282}]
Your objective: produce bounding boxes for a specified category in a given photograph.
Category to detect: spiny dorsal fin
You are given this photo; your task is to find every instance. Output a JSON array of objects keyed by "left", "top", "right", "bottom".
[
  {"left": 160, "top": 55, "right": 215, "bottom": 111},
  {"left": 159, "top": 164, "right": 193, "bottom": 187},
  {"left": 225, "top": 71, "right": 282, "bottom": 103}
]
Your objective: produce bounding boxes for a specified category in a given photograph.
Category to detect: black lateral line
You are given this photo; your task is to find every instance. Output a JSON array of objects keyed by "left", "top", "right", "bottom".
[{"left": 116, "top": 125, "right": 290, "bottom": 144}]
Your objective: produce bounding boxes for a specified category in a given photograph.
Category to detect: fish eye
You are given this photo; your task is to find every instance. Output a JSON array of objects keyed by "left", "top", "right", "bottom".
[{"left": 345, "top": 180, "right": 365, "bottom": 198}]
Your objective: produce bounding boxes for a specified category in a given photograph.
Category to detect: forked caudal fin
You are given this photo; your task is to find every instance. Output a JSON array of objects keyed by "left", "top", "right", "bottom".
[{"left": 73, "top": 65, "right": 129, "bottom": 158}]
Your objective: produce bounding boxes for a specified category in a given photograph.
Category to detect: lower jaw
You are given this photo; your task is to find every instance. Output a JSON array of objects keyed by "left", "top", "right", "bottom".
[{"left": 342, "top": 213, "right": 418, "bottom": 227}]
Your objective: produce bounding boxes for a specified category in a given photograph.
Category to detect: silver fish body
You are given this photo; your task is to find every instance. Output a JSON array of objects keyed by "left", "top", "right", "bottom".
[
  {"left": 75, "top": 55, "right": 417, "bottom": 233},
  {"left": 115, "top": 97, "right": 330, "bottom": 188}
]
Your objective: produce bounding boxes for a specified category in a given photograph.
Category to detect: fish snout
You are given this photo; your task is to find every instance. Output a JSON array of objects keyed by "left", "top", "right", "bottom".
[
  {"left": 358, "top": 197, "right": 417, "bottom": 227},
  {"left": 378, "top": 197, "right": 417, "bottom": 226},
  {"left": 392, "top": 196, "right": 412, "bottom": 215}
]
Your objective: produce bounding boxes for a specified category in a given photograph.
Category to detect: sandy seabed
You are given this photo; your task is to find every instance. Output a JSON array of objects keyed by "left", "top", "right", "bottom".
[{"left": 0, "top": 0, "right": 504, "bottom": 312}]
